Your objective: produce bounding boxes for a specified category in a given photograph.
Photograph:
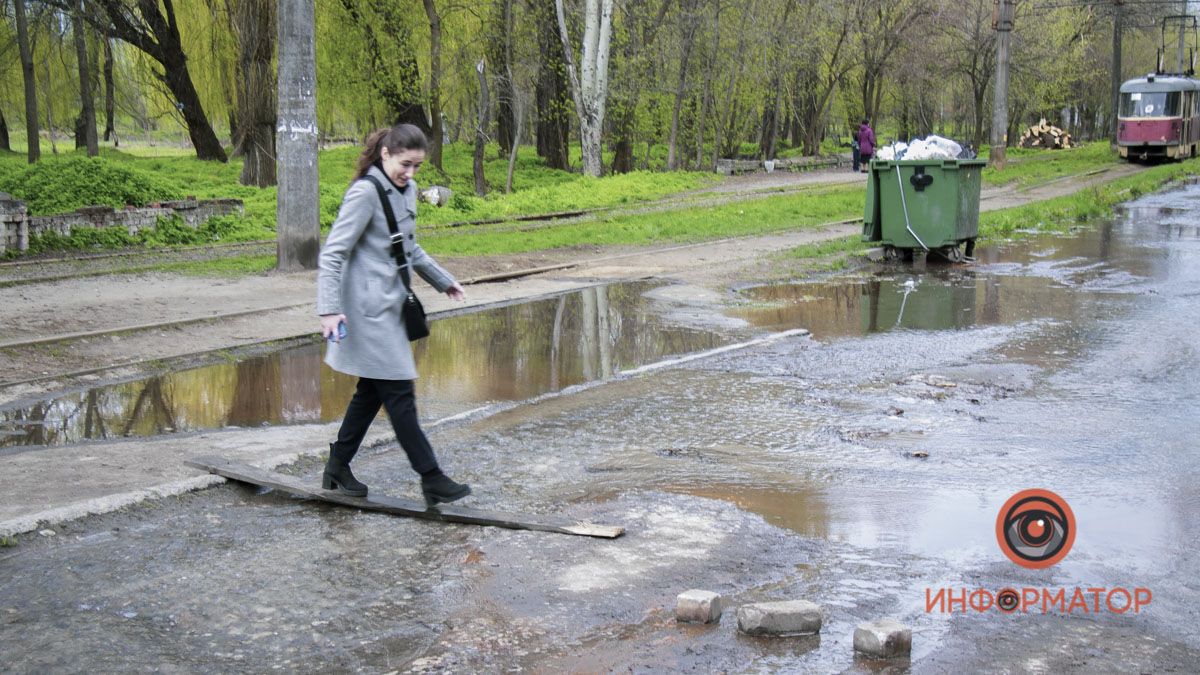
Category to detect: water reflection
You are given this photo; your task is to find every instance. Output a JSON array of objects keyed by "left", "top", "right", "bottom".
[
  {"left": 734, "top": 275, "right": 985, "bottom": 337},
  {"left": 0, "top": 282, "right": 729, "bottom": 448},
  {"left": 734, "top": 213, "right": 1170, "bottom": 341}
]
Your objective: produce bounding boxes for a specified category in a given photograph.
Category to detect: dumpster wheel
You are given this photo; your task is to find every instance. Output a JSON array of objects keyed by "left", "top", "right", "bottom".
[
  {"left": 935, "top": 245, "right": 965, "bottom": 264},
  {"left": 882, "top": 246, "right": 914, "bottom": 263}
]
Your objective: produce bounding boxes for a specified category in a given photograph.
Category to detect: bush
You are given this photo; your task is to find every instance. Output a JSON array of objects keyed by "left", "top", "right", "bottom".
[{"left": 0, "top": 156, "right": 183, "bottom": 215}]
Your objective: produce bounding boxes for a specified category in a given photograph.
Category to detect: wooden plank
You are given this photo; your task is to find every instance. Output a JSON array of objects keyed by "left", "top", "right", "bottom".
[{"left": 184, "top": 456, "right": 624, "bottom": 539}]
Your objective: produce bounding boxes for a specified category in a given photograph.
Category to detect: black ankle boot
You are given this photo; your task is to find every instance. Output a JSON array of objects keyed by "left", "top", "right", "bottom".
[
  {"left": 323, "top": 443, "right": 368, "bottom": 497},
  {"left": 421, "top": 473, "right": 471, "bottom": 507}
]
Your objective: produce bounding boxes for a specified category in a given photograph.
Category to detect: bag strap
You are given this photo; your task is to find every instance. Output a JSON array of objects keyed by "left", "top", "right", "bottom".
[{"left": 362, "top": 174, "right": 414, "bottom": 293}]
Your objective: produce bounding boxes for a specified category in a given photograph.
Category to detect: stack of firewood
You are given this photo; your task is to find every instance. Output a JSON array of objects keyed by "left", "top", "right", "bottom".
[{"left": 1017, "top": 119, "right": 1072, "bottom": 149}]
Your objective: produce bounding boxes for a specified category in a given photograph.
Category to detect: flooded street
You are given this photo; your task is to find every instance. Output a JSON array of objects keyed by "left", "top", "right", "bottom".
[{"left": 3, "top": 181, "right": 1200, "bottom": 671}]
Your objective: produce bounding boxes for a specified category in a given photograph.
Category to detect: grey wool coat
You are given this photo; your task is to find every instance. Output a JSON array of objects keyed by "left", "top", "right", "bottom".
[{"left": 317, "top": 164, "right": 456, "bottom": 380}]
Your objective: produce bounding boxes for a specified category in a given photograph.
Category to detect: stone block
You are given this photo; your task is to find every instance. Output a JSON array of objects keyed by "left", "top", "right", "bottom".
[
  {"left": 853, "top": 619, "right": 911, "bottom": 658},
  {"left": 675, "top": 589, "right": 723, "bottom": 624},
  {"left": 736, "top": 600, "right": 822, "bottom": 636}
]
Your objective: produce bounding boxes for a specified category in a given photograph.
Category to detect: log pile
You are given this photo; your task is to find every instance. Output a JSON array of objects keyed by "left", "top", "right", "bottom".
[{"left": 1017, "top": 119, "right": 1072, "bottom": 149}]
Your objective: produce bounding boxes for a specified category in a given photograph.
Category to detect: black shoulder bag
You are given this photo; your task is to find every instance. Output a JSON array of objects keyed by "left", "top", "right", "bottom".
[{"left": 363, "top": 175, "right": 430, "bottom": 341}]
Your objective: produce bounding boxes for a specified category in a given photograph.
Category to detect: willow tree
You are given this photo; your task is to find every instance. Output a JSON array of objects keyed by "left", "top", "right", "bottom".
[
  {"left": 232, "top": 0, "right": 276, "bottom": 186},
  {"left": 61, "top": 0, "right": 228, "bottom": 160},
  {"left": 339, "top": 0, "right": 430, "bottom": 133}
]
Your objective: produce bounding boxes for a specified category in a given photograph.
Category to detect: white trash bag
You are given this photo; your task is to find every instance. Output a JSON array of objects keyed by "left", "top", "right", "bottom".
[
  {"left": 903, "top": 135, "right": 962, "bottom": 160},
  {"left": 875, "top": 142, "right": 908, "bottom": 161}
]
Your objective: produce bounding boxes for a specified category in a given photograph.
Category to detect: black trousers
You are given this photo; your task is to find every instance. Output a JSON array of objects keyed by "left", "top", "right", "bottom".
[{"left": 332, "top": 377, "right": 438, "bottom": 475}]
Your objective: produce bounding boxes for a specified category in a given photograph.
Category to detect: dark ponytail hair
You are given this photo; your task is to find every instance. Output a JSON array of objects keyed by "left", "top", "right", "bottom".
[{"left": 353, "top": 124, "right": 429, "bottom": 180}]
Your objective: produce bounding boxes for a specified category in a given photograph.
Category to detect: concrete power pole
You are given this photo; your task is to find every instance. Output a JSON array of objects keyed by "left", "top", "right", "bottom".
[
  {"left": 990, "top": 0, "right": 1015, "bottom": 170},
  {"left": 275, "top": 0, "right": 320, "bottom": 272},
  {"left": 1111, "top": 0, "right": 1123, "bottom": 142}
]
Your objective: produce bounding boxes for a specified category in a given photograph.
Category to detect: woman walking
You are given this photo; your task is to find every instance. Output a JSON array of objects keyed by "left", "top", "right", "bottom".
[{"left": 317, "top": 124, "right": 471, "bottom": 507}]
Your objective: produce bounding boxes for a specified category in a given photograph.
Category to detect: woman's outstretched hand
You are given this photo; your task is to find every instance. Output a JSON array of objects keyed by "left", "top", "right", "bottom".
[{"left": 446, "top": 282, "right": 466, "bottom": 301}]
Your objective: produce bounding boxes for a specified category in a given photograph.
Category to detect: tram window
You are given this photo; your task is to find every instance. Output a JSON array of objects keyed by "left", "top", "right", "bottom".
[{"left": 1120, "top": 92, "right": 1180, "bottom": 117}]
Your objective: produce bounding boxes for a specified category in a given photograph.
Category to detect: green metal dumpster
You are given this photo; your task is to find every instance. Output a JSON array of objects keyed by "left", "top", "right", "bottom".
[{"left": 862, "top": 158, "right": 987, "bottom": 262}]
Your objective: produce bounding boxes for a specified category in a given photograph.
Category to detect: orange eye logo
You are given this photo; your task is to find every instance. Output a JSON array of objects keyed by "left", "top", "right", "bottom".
[{"left": 996, "top": 489, "right": 1076, "bottom": 569}]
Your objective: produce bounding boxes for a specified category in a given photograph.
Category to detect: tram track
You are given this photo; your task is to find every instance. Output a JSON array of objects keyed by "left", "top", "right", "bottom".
[{"left": 0, "top": 175, "right": 857, "bottom": 288}]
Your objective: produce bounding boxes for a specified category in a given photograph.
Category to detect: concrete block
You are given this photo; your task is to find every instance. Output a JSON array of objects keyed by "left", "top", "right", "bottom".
[
  {"left": 853, "top": 619, "right": 911, "bottom": 658},
  {"left": 736, "top": 600, "right": 822, "bottom": 636},
  {"left": 675, "top": 589, "right": 723, "bottom": 624}
]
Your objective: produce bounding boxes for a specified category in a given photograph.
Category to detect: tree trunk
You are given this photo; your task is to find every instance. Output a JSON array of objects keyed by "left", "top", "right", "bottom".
[
  {"left": 505, "top": 87, "right": 525, "bottom": 193},
  {"left": 718, "top": 7, "right": 753, "bottom": 159},
  {"left": 696, "top": 10, "right": 717, "bottom": 169},
  {"left": 422, "top": 0, "right": 444, "bottom": 170},
  {"left": 44, "top": 56, "right": 58, "bottom": 154},
  {"left": 668, "top": 13, "right": 698, "bottom": 170},
  {"left": 535, "top": 0, "right": 570, "bottom": 170},
  {"left": 0, "top": 110, "right": 9, "bottom": 151},
  {"left": 609, "top": 104, "right": 634, "bottom": 174},
  {"left": 276, "top": 0, "right": 320, "bottom": 271},
  {"left": 160, "top": 50, "right": 228, "bottom": 161},
  {"left": 72, "top": 1, "right": 99, "bottom": 155},
  {"left": 235, "top": 0, "right": 277, "bottom": 187},
  {"left": 555, "top": 0, "right": 615, "bottom": 177},
  {"left": 14, "top": 0, "right": 40, "bottom": 162},
  {"left": 103, "top": 34, "right": 116, "bottom": 145},
  {"left": 491, "top": 0, "right": 515, "bottom": 158},
  {"left": 474, "top": 59, "right": 489, "bottom": 197}
]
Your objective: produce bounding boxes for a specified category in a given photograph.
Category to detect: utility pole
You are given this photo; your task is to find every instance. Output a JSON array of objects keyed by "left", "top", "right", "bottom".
[
  {"left": 275, "top": 0, "right": 320, "bottom": 271},
  {"left": 990, "top": 0, "right": 1015, "bottom": 170},
  {"left": 1111, "top": 0, "right": 1123, "bottom": 142}
]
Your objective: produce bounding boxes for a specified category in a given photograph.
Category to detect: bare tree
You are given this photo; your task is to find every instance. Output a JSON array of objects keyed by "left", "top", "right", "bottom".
[
  {"left": 852, "top": 0, "right": 928, "bottom": 124},
  {"left": 276, "top": 0, "right": 319, "bottom": 270},
  {"left": 555, "top": 0, "right": 614, "bottom": 176},
  {"left": 14, "top": 0, "right": 40, "bottom": 162},
  {"left": 939, "top": 0, "right": 995, "bottom": 148}
]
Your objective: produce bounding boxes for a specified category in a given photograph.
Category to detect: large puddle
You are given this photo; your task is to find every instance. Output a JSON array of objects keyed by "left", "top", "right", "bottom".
[{"left": 0, "top": 281, "right": 729, "bottom": 449}]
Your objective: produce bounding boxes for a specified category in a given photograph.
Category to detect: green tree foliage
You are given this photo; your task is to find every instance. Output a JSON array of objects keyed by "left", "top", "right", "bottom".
[{"left": 0, "top": 0, "right": 1171, "bottom": 170}]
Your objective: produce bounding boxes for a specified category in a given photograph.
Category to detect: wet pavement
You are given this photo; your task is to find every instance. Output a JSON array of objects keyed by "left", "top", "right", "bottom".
[{"left": 4, "top": 181, "right": 1200, "bottom": 671}]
